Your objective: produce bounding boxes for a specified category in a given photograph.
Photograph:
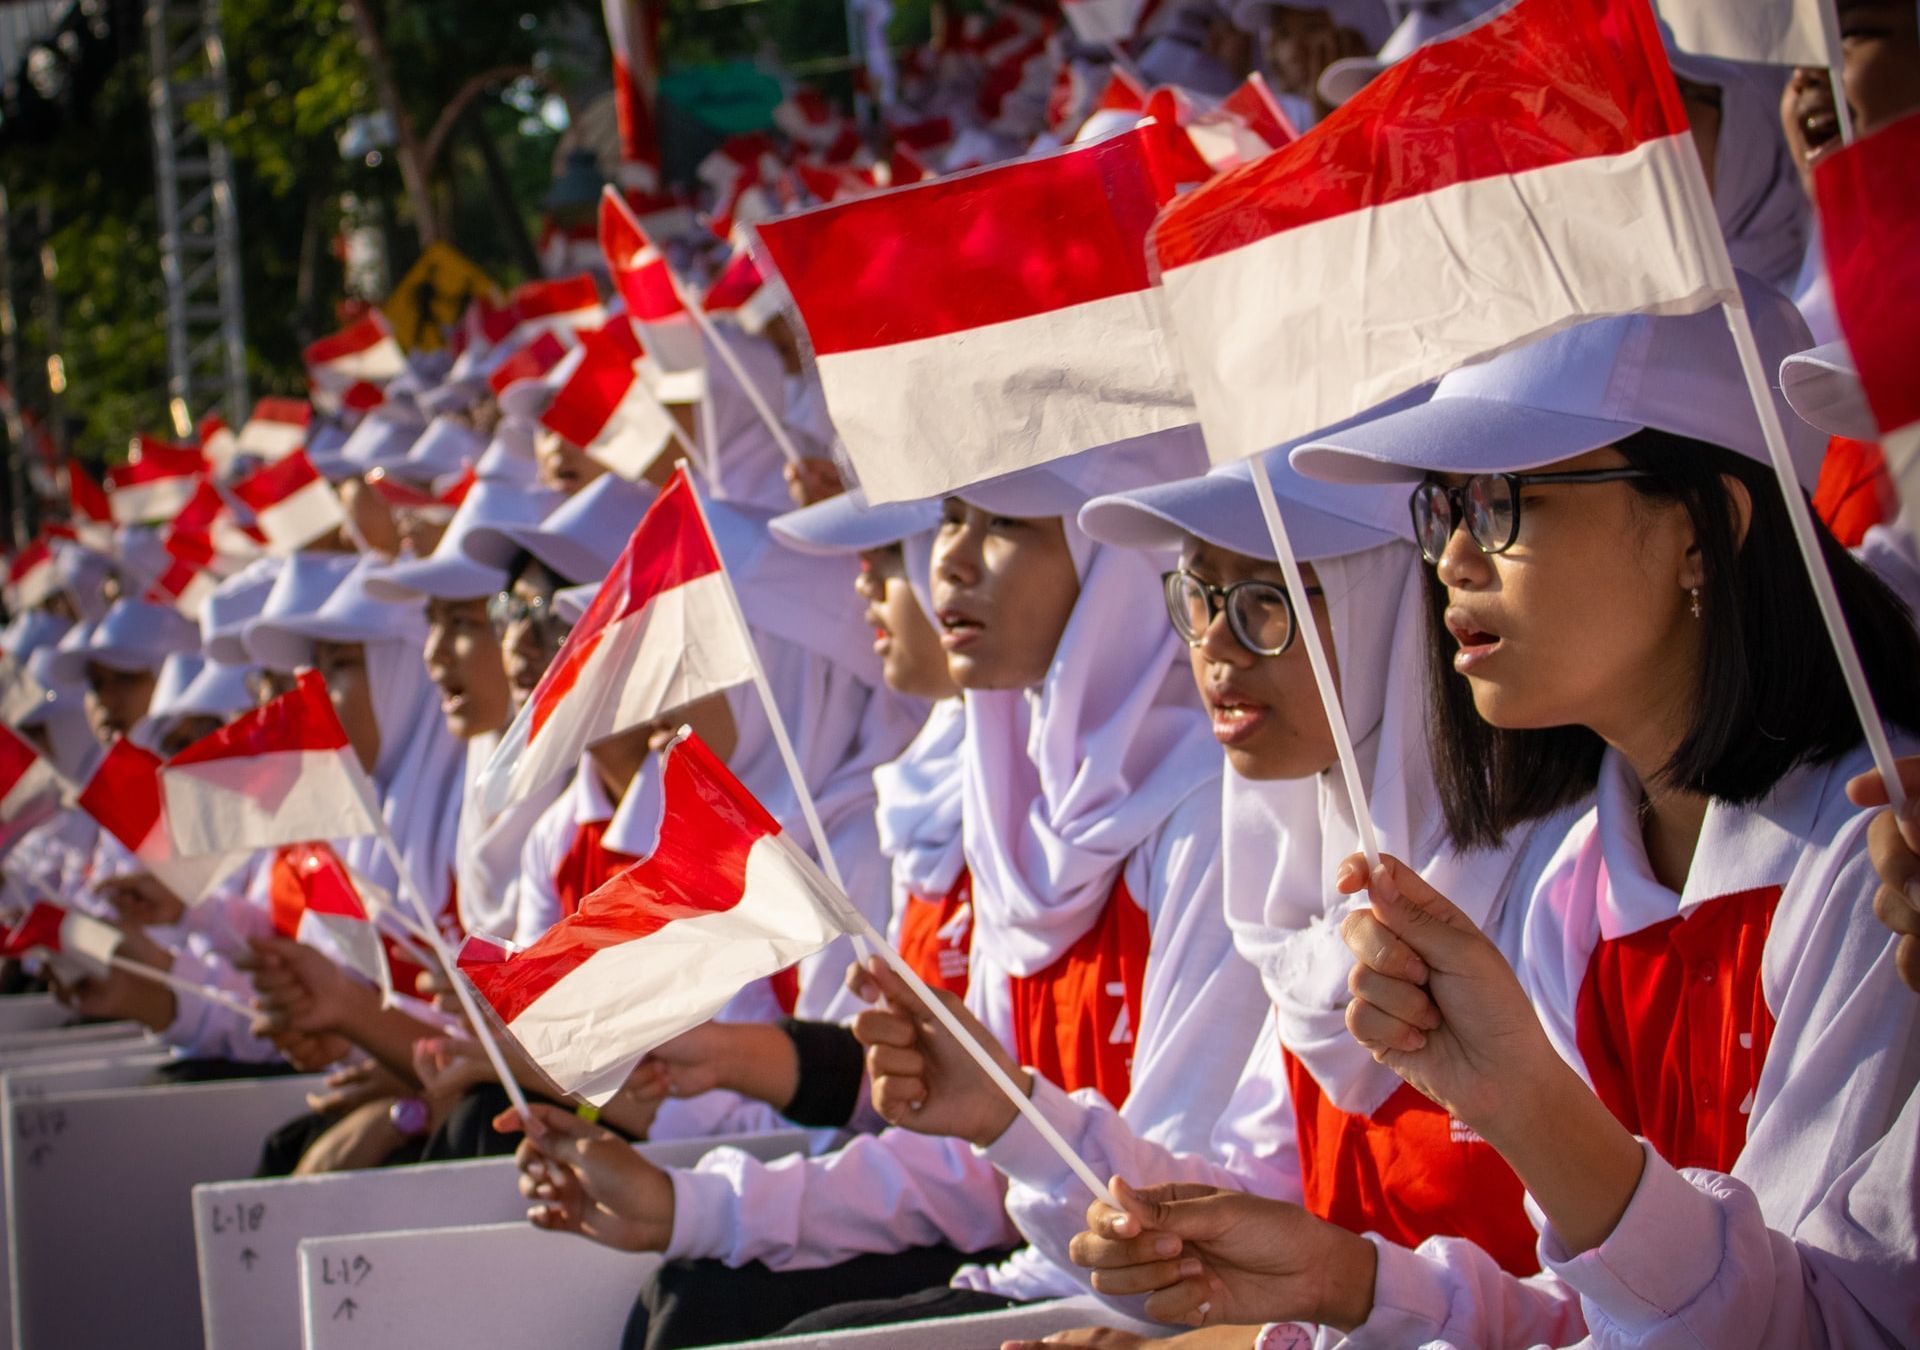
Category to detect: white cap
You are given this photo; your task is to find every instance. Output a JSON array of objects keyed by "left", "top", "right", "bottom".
[
  {"left": 401, "top": 415, "right": 486, "bottom": 484},
  {"left": 1318, "top": 1, "right": 1496, "bottom": 107},
  {"left": 246, "top": 556, "right": 427, "bottom": 671},
  {"left": 1780, "top": 340, "right": 1876, "bottom": 442},
  {"left": 474, "top": 419, "right": 543, "bottom": 487},
  {"left": 339, "top": 407, "right": 427, "bottom": 476},
  {"left": 466, "top": 472, "right": 656, "bottom": 586},
  {"left": 364, "top": 477, "right": 566, "bottom": 601},
  {"left": 770, "top": 492, "right": 944, "bottom": 557},
  {"left": 955, "top": 424, "right": 1212, "bottom": 518},
  {"left": 0, "top": 608, "right": 71, "bottom": 663},
  {"left": 199, "top": 558, "right": 283, "bottom": 665},
  {"left": 1292, "top": 274, "right": 1822, "bottom": 488},
  {"left": 41, "top": 598, "right": 199, "bottom": 683},
  {"left": 242, "top": 553, "right": 358, "bottom": 670},
  {"left": 149, "top": 653, "right": 256, "bottom": 721},
  {"left": 553, "top": 582, "right": 599, "bottom": 626}
]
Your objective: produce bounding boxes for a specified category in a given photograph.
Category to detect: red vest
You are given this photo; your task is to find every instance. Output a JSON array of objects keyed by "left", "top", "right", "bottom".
[
  {"left": 552, "top": 819, "right": 635, "bottom": 920},
  {"left": 1008, "top": 879, "right": 1149, "bottom": 1107},
  {"left": 1286, "top": 1051, "right": 1539, "bottom": 1276},
  {"left": 1575, "top": 885, "right": 1781, "bottom": 1172},
  {"left": 897, "top": 870, "right": 974, "bottom": 999}
]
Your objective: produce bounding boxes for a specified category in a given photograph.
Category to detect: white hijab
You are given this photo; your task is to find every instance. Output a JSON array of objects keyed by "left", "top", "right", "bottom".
[
  {"left": 964, "top": 519, "right": 1221, "bottom": 976},
  {"left": 1222, "top": 541, "right": 1519, "bottom": 1115},
  {"left": 455, "top": 731, "right": 567, "bottom": 939}
]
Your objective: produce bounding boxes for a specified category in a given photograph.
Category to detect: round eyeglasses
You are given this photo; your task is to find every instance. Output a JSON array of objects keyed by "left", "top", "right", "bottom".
[
  {"left": 488, "top": 591, "right": 572, "bottom": 644},
  {"left": 1163, "top": 569, "right": 1321, "bottom": 657},
  {"left": 1409, "top": 468, "right": 1655, "bottom": 565}
]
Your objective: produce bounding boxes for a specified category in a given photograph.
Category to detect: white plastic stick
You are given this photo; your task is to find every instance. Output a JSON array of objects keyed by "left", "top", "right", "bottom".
[
  {"left": 681, "top": 470, "right": 872, "bottom": 961},
  {"left": 107, "top": 954, "right": 258, "bottom": 1021},
  {"left": 1248, "top": 462, "right": 1384, "bottom": 870},
  {"left": 1721, "top": 299, "right": 1906, "bottom": 811},
  {"left": 669, "top": 270, "right": 807, "bottom": 466},
  {"left": 1818, "top": 0, "right": 1857, "bottom": 144},
  {"left": 346, "top": 761, "right": 538, "bottom": 1124},
  {"left": 839, "top": 899, "right": 1119, "bottom": 1209}
]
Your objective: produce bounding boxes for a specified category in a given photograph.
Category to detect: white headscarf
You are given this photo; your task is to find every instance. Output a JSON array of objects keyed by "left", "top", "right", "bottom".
[
  {"left": 700, "top": 322, "right": 798, "bottom": 515},
  {"left": 874, "top": 699, "right": 966, "bottom": 900},
  {"left": 1222, "top": 541, "right": 1521, "bottom": 1115},
  {"left": 961, "top": 438, "right": 1222, "bottom": 977},
  {"left": 455, "top": 731, "right": 567, "bottom": 939},
  {"left": 1669, "top": 49, "right": 1806, "bottom": 292}
]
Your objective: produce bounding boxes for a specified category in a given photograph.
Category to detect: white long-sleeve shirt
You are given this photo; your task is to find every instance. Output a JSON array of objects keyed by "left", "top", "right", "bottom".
[
  {"left": 1339, "top": 743, "right": 1920, "bottom": 1349},
  {"left": 664, "top": 789, "right": 1244, "bottom": 1283}
]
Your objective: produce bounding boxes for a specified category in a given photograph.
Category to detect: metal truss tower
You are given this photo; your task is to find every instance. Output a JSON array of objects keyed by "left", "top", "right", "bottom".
[{"left": 145, "top": 0, "right": 247, "bottom": 430}]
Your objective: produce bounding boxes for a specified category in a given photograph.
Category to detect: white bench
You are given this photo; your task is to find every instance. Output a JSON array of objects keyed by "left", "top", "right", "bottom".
[
  {"left": 200, "top": 1128, "right": 812, "bottom": 1350},
  {"left": 0, "top": 1000, "right": 68, "bottom": 1037},
  {"left": 298, "top": 1222, "right": 657, "bottom": 1349},
  {"left": 5, "top": 1072, "right": 323, "bottom": 1350},
  {"left": 0, "top": 1020, "right": 148, "bottom": 1055}
]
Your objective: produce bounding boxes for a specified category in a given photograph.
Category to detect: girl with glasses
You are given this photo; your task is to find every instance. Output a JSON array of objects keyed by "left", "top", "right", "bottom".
[{"left": 1059, "top": 279, "right": 1920, "bottom": 1348}]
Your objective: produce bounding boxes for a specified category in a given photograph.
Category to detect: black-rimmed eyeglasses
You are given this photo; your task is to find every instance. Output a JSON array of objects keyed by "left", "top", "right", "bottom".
[
  {"left": 1163, "top": 569, "right": 1321, "bottom": 657},
  {"left": 1409, "top": 468, "right": 1655, "bottom": 564}
]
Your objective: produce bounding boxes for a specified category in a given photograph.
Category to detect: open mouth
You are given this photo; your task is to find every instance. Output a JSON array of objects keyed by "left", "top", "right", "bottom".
[
  {"left": 937, "top": 608, "right": 985, "bottom": 652},
  {"left": 1206, "top": 691, "right": 1271, "bottom": 746},
  {"left": 1445, "top": 608, "right": 1503, "bottom": 672},
  {"left": 1795, "top": 87, "right": 1845, "bottom": 164}
]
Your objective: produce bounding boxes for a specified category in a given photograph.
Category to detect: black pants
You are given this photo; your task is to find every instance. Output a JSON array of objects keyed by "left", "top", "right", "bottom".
[{"left": 627, "top": 1245, "right": 1021, "bottom": 1350}]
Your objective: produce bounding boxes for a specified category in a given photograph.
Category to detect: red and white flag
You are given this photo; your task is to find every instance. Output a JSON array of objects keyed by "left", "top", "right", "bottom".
[
  {"left": 161, "top": 671, "right": 380, "bottom": 859},
  {"left": 503, "top": 275, "right": 605, "bottom": 354},
  {"left": 701, "top": 238, "right": 786, "bottom": 336},
  {"left": 146, "top": 555, "right": 219, "bottom": 619},
  {"left": 1181, "top": 75, "right": 1296, "bottom": 174},
  {"left": 107, "top": 439, "right": 208, "bottom": 524},
  {"left": 229, "top": 451, "right": 347, "bottom": 555},
  {"left": 1152, "top": 0, "right": 1735, "bottom": 462},
  {"left": 541, "top": 336, "right": 676, "bottom": 482},
  {"left": 478, "top": 467, "right": 755, "bottom": 813},
  {"left": 169, "top": 478, "right": 266, "bottom": 572},
  {"left": 267, "top": 842, "right": 393, "bottom": 989},
  {"left": 234, "top": 397, "right": 313, "bottom": 465},
  {"left": 0, "top": 724, "right": 62, "bottom": 824},
  {"left": 753, "top": 121, "right": 1209, "bottom": 503},
  {"left": 199, "top": 413, "right": 238, "bottom": 472},
  {"left": 67, "top": 464, "right": 115, "bottom": 550},
  {"left": 602, "top": 0, "right": 663, "bottom": 192},
  {"left": 600, "top": 188, "right": 703, "bottom": 373},
  {"left": 77, "top": 739, "right": 233, "bottom": 904},
  {"left": 1654, "top": 0, "right": 1830, "bottom": 67},
  {"left": 487, "top": 330, "right": 571, "bottom": 399},
  {"left": 461, "top": 731, "right": 853, "bottom": 1102},
  {"left": 3, "top": 903, "right": 121, "bottom": 981},
  {"left": 4, "top": 533, "right": 62, "bottom": 612},
  {"left": 1815, "top": 110, "right": 1920, "bottom": 540},
  {"left": 304, "top": 312, "right": 406, "bottom": 414}
]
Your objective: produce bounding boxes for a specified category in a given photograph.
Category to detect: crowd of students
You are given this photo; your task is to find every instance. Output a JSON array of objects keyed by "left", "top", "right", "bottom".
[{"left": 2, "top": 1, "right": 1918, "bottom": 1347}]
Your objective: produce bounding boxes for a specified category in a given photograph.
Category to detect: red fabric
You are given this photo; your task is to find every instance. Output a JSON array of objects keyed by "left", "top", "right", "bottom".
[
  {"left": 1575, "top": 886, "right": 1781, "bottom": 1172},
  {"left": 77, "top": 739, "right": 165, "bottom": 855},
  {"left": 1286, "top": 1051, "right": 1539, "bottom": 1277},
  {"left": 230, "top": 451, "right": 322, "bottom": 512},
  {"left": 167, "top": 671, "right": 349, "bottom": 763},
  {"left": 1009, "top": 879, "right": 1149, "bottom": 1107},
  {"left": 897, "top": 870, "right": 974, "bottom": 999},
  {"left": 1812, "top": 435, "right": 1895, "bottom": 547},
  {"left": 1151, "top": 0, "right": 1689, "bottom": 270},
  {"left": 551, "top": 818, "right": 637, "bottom": 921}
]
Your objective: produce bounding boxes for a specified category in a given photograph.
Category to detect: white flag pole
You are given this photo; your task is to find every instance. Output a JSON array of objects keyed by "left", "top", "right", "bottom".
[
  {"left": 1721, "top": 297, "right": 1906, "bottom": 809},
  {"left": 106, "top": 954, "right": 260, "bottom": 1020},
  {"left": 344, "top": 759, "right": 539, "bottom": 1124},
  {"left": 667, "top": 268, "right": 807, "bottom": 467},
  {"left": 832, "top": 893, "right": 1120, "bottom": 1209},
  {"left": 680, "top": 469, "right": 872, "bottom": 962},
  {"left": 1817, "top": 0, "right": 1857, "bottom": 145},
  {"left": 1247, "top": 459, "right": 1384, "bottom": 871}
]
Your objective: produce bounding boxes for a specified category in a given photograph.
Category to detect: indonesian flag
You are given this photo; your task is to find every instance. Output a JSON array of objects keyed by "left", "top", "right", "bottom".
[
  {"left": 160, "top": 672, "right": 380, "bottom": 859},
  {"left": 600, "top": 189, "right": 703, "bottom": 373},
  {"left": 602, "top": 0, "right": 662, "bottom": 192},
  {"left": 268, "top": 843, "right": 391, "bottom": 989},
  {"left": 504, "top": 275, "right": 605, "bottom": 353},
  {"left": 540, "top": 336, "right": 676, "bottom": 481},
  {"left": 304, "top": 312, "right": 406, "bottom": 414},
  {"left": 5, "top": 535, "right": 59, "bottom": 612},
  {"left": 234, "top": 398, "right": 313, "bottom": 464},
  {"left": 67, "top": 464, "right": 115, "bottom": 550},
  {"left": 1061, "top": 0, "right": 1156, "bottom": 44},
  {"left": 702, "top": 241, "right": 785, "bottom": 336},
  {"left": 1816, "top": 111, "right": 1920, "bottom": 553},
  {"left": 0, "top": 725, "right": 62, "bottom": 824},
  {"left": 367, "top": 464, "right": 473, "bottom": 523},
  {"left": 1181, "top": 75, "right": 1296, "bottom": 174},
  {"left": 487, "top": 331, "right": 571, "bottom": 398},
  {"left": 1653, "top": 0, "right": 1830, "bottom": 67},
  {"left": 478, "top": 467, "right": 755, "bottom": 814},
  {"left": 754, "top": 120, "right": 1210, "bottom": 503},
  {"left": 3, "top": 903, "right": 121, "bottom": 982},
  {"left": 170, "top": 478, "right": 266, "bottom": 572},
  {"left": 77, "top": 739, "right": 233, "bottom": 904},
  {"left": 1151, "top": 0, "right": 1735, "bottom": 463},
  {"left": 147, "top": 555, "right": 219, "bottom": 619},
  {"left": 107, "top": 439, "right": 208, "bottom": 524},
  {"left": 461, "top": 731, "right": 855, "bottom": 1102},
  {"left": 229, "top": 451, "right": 347, "bottom": 555}
]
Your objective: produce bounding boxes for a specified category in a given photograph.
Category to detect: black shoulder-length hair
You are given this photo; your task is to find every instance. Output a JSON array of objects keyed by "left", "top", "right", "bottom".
[{"left": 1426, "top": 427, "right": 1920, "bottom": 849}]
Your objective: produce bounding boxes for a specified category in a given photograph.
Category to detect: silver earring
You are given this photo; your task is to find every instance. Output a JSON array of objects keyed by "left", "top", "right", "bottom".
[{"left": 1689, "top": 586, "right": 1702, "bottom": 619}]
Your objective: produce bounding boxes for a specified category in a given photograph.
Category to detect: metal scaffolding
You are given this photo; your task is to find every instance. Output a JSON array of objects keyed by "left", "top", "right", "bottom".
[{"left": 145, "top": 0, "right": 247, "bottom": 431}]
